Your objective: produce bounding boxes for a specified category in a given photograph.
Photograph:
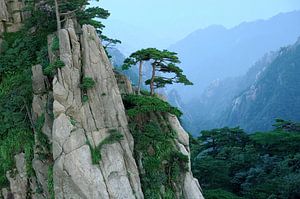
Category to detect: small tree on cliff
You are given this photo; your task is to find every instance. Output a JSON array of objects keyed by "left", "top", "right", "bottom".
[
  {"left": 123, "top": 48, "right": 192, "bottom": 95},
  {"left": 122, "top": 49, "right": 151, "bottom": 94},
  {"left": 145, "top": 48, "right": 193, "bottom": 95},
  {"left": 53, "top": 0, "right": 110, "bottom": 32}
]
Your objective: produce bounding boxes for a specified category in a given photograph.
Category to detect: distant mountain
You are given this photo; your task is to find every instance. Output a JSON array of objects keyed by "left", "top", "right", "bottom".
[
  {"left": 169, "top": 10, "right": 300, "bottom": 100},
  {"left": 222, "top": 39, "right": 300, "bottom": 132},
  {"left": 182, "top": 38, "right": 300, "bottom": 135}
]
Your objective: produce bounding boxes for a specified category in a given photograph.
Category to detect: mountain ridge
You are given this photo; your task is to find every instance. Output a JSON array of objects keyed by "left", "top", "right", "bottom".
[{"left": 168, "top": 10, "right": 300, "bottom": 100}]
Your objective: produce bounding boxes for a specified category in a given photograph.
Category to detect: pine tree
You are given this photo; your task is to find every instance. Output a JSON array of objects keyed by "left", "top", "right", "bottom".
[
  {"left": 122, "top": 49, "right": 151, "bottom": 94},
  {"left": 123, "top": 48, "right": 192, "bottom": 95},
  {"left": 53, "top": 0, "right": 110, "bottom": 32}
]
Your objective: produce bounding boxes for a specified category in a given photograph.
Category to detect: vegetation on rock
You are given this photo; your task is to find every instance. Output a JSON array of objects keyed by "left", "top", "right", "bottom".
[
  {"left": 123, "top": 94, "right": 182, "bottom": 118},
  {"left": 80, "top": 77, "right": 96, "bottom": 91},
  {"left": 88, "top": 129, "right": 124, "bottom": 164},
  {"left": 0, "top": 0, "right": 110, "bottom": 190},
  {"left": 123, "top": 92, "right": 189, "bottom": 198}
]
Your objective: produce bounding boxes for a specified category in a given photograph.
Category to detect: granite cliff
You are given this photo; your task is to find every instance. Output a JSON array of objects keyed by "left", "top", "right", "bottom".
[{"left": 0, "top": 1, "right": 203, "bottom": 198}]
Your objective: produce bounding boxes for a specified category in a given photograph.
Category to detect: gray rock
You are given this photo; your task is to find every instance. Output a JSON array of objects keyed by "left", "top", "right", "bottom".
[
  {"left": 183, "top": 173, "right": 204, "bottom": 199},
  {"left": 63, "top": 129, "right": 86, "bottom": 154},
  {"left": 32, "top": 64, "right": 46, "bottom": 94},
  {"left": 6, "top": 153, "right": 28, "bottom": 199},
  {"left": 115, "top": 71, "right": 134, "bottom": 94},
  {"left": 0, "top": 0, "right": 9, "bottom": 22},
  {"left": 52, "top": 22, "right": 144, "bottom": 198},
  {"left": 169, "top": 115, "right": 205, "bottom": 199},
  {"left": 52, "top": 113, "right": 74, "bottom": 147}
]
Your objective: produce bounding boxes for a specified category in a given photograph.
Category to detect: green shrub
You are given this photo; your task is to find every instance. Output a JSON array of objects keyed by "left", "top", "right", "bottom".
[
  {"left": 47, "top": 165, "right": 54, "bottom": 199},
  {"left": 98, "top": 129, "right": 124, "bottom": 148},
  {"left": 87, "top": 130, "right": 124, "bottom": 164},
  {"left": 43, "top": 59, "right": 65, "bottom": 76},
  {"left": 0, "top": 29, "right": 44, "bottom": 189},
  {"left": 24, "top": 143, "right": 35, "bottom": 177},
  {"left": 80, "top": 77, "right": 96, "bottom": 91},
  {"left": 191, "top": 122, "right": 300, "bottom": 199},
  {"left": 87, "top": 139, "right": 101, "bottom": 165},
  {"left": 130, "top": 121, "right": 188, "bottom": 197},
  {"left": 51, "top": 36, "right": 59, "bottom": 52},
  {"left": 122, "top": 94, "right": 182, "bottom": 117},
  {"left": 204, "top": 189, "right": 243, "bottom": 199},
  {"left": 82, "top": 95, "right": 89, "bottom": 103}
]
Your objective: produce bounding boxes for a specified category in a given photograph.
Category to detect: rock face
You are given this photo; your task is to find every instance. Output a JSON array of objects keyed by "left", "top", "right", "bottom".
[
  {"left": 5, "top": 153, "right": 28, "bottom": 199},
  {"left": 52, "top": 20, "right": 143, "bottom": 198},
  {"left": 31, "top": 64, "right": 53, "bottom": 199},
  {"left": 1, "top": 13, "right": 204, "bottom": 198},
  {"left": 119, "top": 80, "right": 204, "bottom": 198},
  {"left": 0, "top": 0, "right": 25, "bottom": 47},
  {"left": 167, "top": 115, "right": 204, "bottom": 199}
]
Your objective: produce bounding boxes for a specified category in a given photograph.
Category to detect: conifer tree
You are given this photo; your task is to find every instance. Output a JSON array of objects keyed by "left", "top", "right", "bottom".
[
  {"left": 53, "top": 0, "right": 110, "bottom": 32},
  {"left": 122, "top": 49, "right": 151, "bottom": 94},
  {"left": 145, "top": 48, "right": 193, "bottom": 95},
  {"left": 123, "top": 48, "right": 192, "bottom": 95}
]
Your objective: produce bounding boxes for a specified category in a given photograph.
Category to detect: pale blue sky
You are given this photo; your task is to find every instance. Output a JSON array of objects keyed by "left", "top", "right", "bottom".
[{"left": 91, "top": 0, "right": 300, "bottom": 53}]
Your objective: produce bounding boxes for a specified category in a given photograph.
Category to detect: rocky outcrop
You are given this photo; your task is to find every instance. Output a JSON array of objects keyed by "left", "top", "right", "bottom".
[
  {"left": 0, "top": 0, "right": 26, "bottom": 48},
  {"left": 1, "top": 64, "right": 52, "bottom": 199},
  {"left": 52, "top": 20, "right": 143, "bottom": 198},
  {"left": 119, "top": 78, "right": 204, "bottom": 198},
  {"left": 5, "top": 153, "right": 28, "bottom": 199},
  {"left": 1, "top": 11, "right": 204, "bottom": 197},
  {"left": 0, "top": 0, "right": 25, "bottom": 32},
  {"left": 115, "top": 71, "right": 134, "bottom": 95},
  {"left": 31, "top": 64, "right": 53, "bottom": 199},
  {"left": 167, "top": 114, "right": 204, "bottom": 199}
]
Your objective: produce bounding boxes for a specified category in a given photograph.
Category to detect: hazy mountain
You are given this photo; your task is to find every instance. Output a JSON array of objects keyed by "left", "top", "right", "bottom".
[
  {"left": 181, "top": 38, "right": 300, "bottom": 135},
  {"left": 169, "top": 10, "right": 300, "bottom": 101},
  {"left": 222, "top": 39, "right": 300, "bottom": 132}
]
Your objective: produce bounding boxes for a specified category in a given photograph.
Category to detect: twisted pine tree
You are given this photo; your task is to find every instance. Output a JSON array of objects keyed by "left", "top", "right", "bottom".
[
  {"left": 53, "top": 0, "right": 110, "bottom": 32},
  {"left": 122, "top": 49, "right": 151, "bottom": 94},
  {"left": 123, "top": 48, "right": 192, "bottom": 95}
]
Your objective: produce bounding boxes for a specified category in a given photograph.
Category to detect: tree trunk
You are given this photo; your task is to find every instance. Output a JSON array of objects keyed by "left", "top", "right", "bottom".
[
  {"left": 150, "top": 63, "right": 156, "bottom": 95},
  {"left": 54, "top": 0, "right": 61, "bottom": 31},
  {"left": 137, "top": 61, "right": 143, "bottom": 95}
]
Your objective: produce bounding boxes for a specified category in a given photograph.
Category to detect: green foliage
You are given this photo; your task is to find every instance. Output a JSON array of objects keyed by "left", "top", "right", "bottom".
[
  {"left": 51, "top": 36, "right": 59, "bottom": 52},
  {"left": 82, "top": 95, "right": 89, "bottom": 103},
  {"left": 24, "top": 143, "right": 35, "bottom": 177},
  {"left": 123, "top": 48, "right": 192, "bottom": 94},
  {"left": 122, "top": 94, "right": 182, "bottom": 117},
  {"left": 130, "top": 121, "right": 188, "bottom": 198},
  {"left": 47, "top": 165, "right": 54, "bottom": 199},
  {"left": 80, "top": 77, "right": 96, "bottom": 91},
  {"left": 122, "top": 49, "right": 151, "bottom": 70},
  {"left": 35, "top": 114, "right": 51, "bottom": 160},
  {"left": 87, "top": 139, "right": 101, "bottom": 165},
  {"left": 57, "top": 0, "right": 109, "bottom": 33},
  {"left": 101, "top": 35, "right": 121, "bottom": 49},
  {"left": 0, "top": 28, "right": 44, "bottom": 188},
  {"left": 273, "top": 119, "right": 300, "bottom": 132},
  {"left": 0, "top": 0, "right": 111, "bottom": 190},
  {"left": 99, "top": 129, "right": 124, "bottom": 147},
  {"left": 88, "top": 130, "right": 124, "bottom": 164},
  {"left": 43, "top": 59, "right": 65, "bottom": 76},
  {"left": 123, "top": 90, "right": 189, "bottom": 197},
  {"left": 0, "top": 130, "right": 34, "bottom": 187},
  {"left": 204, "top": 189, "right": 242, "bottom": 199},
  {"left": 191, "top": 120, "right": 300, "bottom": 199}
]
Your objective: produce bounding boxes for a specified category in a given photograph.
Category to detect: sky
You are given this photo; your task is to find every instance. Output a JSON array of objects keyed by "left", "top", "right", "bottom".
[{"left": 91, "top": 0, "right": 300, "bottom": 53}]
